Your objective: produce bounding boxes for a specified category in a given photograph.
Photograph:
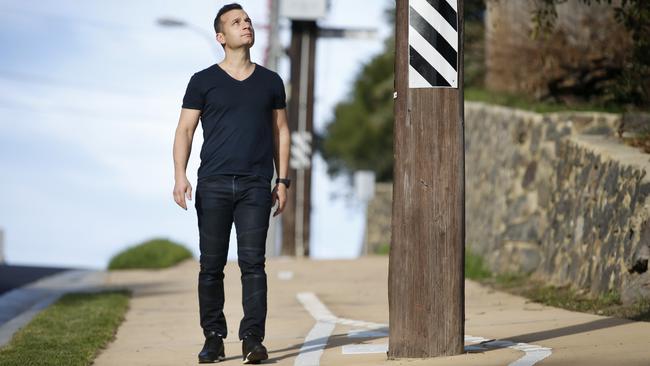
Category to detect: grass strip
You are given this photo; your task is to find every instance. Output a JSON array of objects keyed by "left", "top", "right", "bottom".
[
  {"left": 0, "top": 290, "right": 131, "bottom": 366},
  {"left": 464, "top": 248, "right": 650, "bottom": 321}
]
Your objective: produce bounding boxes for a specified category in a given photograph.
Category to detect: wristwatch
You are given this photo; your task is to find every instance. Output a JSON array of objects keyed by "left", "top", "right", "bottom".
[{"left": 275, "top": 177, "right": 291, "bottom": 189}]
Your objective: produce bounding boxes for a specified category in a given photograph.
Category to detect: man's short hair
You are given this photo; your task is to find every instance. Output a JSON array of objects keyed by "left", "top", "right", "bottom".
[{"left": 214, "top": 3, "right": 243, "bottom": 34}]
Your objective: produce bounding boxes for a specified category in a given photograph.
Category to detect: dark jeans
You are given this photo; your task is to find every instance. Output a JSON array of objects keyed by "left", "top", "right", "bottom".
[{"left": 195, "top": 174, "right": 272, "bottom": 341}]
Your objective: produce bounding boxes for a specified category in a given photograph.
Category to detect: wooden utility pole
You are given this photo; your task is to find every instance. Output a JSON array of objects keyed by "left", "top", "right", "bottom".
[
  {"left": 388, "top": 0, "right": 465, "bottom": 358},
  {"left": 281, "top": 20, "right": 317, "bottom": 257},
  {"left": 279, "top": 0, "right": 378, "bottom": 257},
  {"left": 0, "top": 228, "right": 4, "bottom": 264}
]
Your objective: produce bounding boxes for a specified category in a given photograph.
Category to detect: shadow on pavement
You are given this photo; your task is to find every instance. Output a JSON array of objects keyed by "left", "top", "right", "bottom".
[
  {"left": 265, "top": 330, "right": 389, "bottom": 363},
  {"left": 507, "top": 316, "right": 631, "bottom": 343}
]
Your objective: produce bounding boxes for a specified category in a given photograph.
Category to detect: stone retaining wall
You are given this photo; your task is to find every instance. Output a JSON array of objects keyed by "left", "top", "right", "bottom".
[{"left": 366, "top": 102, "right": 650, "bottom": 301}]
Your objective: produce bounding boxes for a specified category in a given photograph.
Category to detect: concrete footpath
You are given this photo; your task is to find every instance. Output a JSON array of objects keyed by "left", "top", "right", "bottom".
[{"left": 92, "top": 256, "right": 650, "bottom": 366}]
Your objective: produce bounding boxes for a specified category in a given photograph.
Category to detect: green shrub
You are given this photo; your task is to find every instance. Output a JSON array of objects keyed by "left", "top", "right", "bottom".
[
  {"left": 465, "top": 247, "right": 492, "bottom": 280},
  {"left": 107, "top": 238, "right": 193, "bottom": 270},
  {"left": 374, "top": 242, "right": 391, "bottom": 255}
]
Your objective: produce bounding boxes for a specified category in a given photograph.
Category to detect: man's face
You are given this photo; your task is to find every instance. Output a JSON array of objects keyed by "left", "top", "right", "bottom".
[{"left": 217, "top": 9, "right": 255, "bottom": 49}]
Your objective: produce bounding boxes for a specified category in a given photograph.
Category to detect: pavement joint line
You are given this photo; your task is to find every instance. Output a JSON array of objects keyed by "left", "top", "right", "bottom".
[{"left": 296, "top": 291, "right": 552, "bottom": 366}]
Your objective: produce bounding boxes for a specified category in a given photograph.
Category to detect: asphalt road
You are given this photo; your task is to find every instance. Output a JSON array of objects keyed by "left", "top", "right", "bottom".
[{"left": 0, "top": 264, "right": 71, "bottom": 295}]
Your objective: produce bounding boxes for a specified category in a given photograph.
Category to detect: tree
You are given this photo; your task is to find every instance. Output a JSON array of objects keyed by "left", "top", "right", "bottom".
[
  {"left": 318, "top": 2, "right": 486, "bottom": 182},
  {"left": 318, "top": 35, "right": 395, "bottom": 182}
]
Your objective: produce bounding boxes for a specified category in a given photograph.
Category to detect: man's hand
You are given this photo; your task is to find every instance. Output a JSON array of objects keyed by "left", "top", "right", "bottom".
[
  {"left": 272, "top": 183, "right": 287, "bottom": 217},
  {"left": 173, "top": 176, "right": 193, "bottom": 210}
]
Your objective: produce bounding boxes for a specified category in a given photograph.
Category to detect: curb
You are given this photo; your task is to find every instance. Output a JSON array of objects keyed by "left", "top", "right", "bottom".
[{"left": 0, "top": 269, "right": 106, "bottom": 348}]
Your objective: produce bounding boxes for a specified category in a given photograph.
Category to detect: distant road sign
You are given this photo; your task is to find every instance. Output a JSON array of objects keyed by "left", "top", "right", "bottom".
[
  {"left": 290, "top": 131, "right": 312, "bottom": 170},
  {"left": 317, "top": 27, "right": 377, "bottom": 39},
  {"left": 280, "top": 0, "right": 328, "bottom": 20}
]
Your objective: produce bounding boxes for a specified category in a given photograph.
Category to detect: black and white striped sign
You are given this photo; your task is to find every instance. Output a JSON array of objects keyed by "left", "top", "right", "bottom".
[
  {"left": 290, "top": 131, "right": 312, "bottom": 169},
  {"left": 409, "top": 0, "right": 458, "bottom": 88}
]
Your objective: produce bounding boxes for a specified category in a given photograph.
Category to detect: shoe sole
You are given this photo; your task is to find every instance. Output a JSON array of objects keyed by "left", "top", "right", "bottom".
[
  {"left": 198, "top": 353, "right": 226, "bottom": 363},
  {"left": 243, "top": 350, "right": 268, "bottom": 364}
]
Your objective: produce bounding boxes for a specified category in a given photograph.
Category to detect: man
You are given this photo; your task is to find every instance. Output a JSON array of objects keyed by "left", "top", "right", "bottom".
[{"left": 172, "top": 3, "right": 291, "bottom": 364}]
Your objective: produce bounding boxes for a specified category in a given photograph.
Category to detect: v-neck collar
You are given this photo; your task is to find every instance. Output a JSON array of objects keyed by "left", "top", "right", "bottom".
[{"left": 215, "top": 62, "right": 257, "bottom": 83}]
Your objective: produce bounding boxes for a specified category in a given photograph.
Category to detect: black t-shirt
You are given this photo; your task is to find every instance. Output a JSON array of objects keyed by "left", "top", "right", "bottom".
[{"left": 182, "top": 62, "right": 286, "bottom": 182}]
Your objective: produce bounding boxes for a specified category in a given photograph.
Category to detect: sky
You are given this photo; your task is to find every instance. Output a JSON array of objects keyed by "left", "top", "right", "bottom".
[{"left": 0, "top": 0, "right": 393, "bottom": 269}]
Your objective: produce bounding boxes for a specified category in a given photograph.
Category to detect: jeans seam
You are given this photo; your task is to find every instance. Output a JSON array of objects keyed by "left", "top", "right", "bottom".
[{"left": 232, "top": 175, "right": 236, "bottom": 202}]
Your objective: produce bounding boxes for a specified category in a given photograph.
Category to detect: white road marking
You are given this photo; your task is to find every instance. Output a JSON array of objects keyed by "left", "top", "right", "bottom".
[
  {"left": 277, "top": 270, "right": 294, "bottom": 280},
  {"left": 337, "top": 317, "right": 385, "bottom": 329},
  {"left": 342, "top": 344, "right": 388, "bottom": 354},
  {"left": 295, "top": 321, "right": 335, "bottom": 366},
  {"left": 347, "top": 329, "right": 389, "bottom": 338},
  {"left": 295, "top": 292, "right": 552, "bottom": 366},
  {"left": 294, "top": 292, "right": 337, "bottom": 366},
  {"left": 296, "top": 292, "right": 337, "bottom": 322},
  {"left": 464, "top": 334, "right": 553, "bottom": 366}
]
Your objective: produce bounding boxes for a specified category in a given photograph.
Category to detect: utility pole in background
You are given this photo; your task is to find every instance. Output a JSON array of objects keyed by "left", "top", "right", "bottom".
[
  {"left": 282, "top": 13, "right": 319, "bottom": 257},
  {"left": 265, "top": 0, "right": 283, "bottom": 71},
  {"left": 388, "top": 0, "right": 465, "bottom": 358},
  {"left": 0, "top": 228, "right": 5, "bottom": 264},
  {"left": 279, "top": 0, "right": 378, "bottom": 257},
  {"left": 265, "top": 0, "right": 283, "bottom": 257}
]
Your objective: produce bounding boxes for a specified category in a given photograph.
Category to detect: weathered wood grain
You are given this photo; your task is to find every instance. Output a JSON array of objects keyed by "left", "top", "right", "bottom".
[{"left": 388, "top": 0, "right": 465, "bottom": 358}]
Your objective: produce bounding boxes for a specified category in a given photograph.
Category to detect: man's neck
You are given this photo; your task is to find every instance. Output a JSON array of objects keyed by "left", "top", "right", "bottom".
[{"left": 220, "top": 47, "right": 253, "bottom": 70}]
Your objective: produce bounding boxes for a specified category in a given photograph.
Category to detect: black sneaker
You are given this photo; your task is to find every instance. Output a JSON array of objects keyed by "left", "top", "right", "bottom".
[
  {"left": 198, "top": 330, "right": 225, "bottom": 363},
  {"left": 241, "top": 334, "right": 268, "bottom": 364}
]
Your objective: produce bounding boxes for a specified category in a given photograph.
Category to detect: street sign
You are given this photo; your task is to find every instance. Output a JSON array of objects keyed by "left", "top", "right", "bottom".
[
  {"left": 290, "top": 131, "right": 312, "bottom": 170},
  {"left": 280, "top": 0, "right": 328, "bottom": 20},
  {"left": 317, "top": 27, "right": 377, "bottom": 39},
  {"left": 408, "top": 0, "right": 459, "bottom": 88},
  {"left": 354, "top": 170, "right": 376, "bottom": 203}
]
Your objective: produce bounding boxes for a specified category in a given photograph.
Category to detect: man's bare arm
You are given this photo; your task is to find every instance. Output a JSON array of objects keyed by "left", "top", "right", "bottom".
[
  {"left": 271, "top": 108, "right": 290, "bottom": 216},
  {"left": 173, "top": 108, "right": 201, "bottom": 210},
  {"left": 272, "top": 108, "right": 290, "bottom": 179}
]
